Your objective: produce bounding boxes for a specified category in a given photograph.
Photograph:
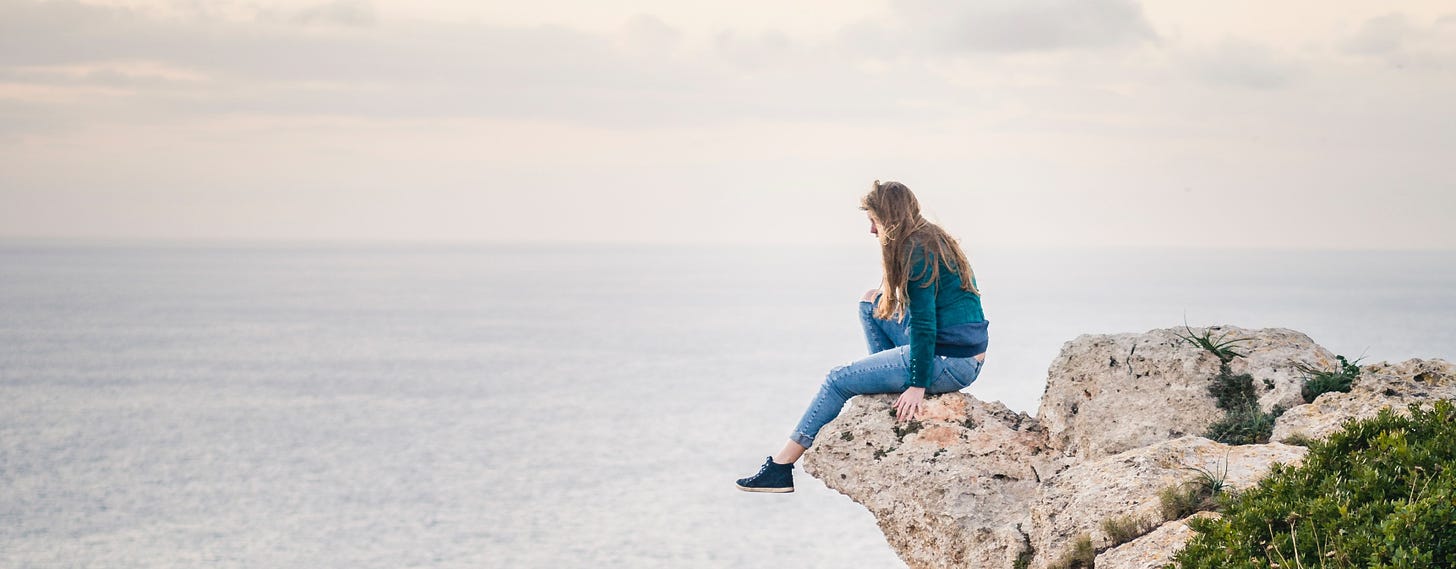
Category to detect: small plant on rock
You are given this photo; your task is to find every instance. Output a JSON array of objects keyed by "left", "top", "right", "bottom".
[
  {"left": 1181, "top": 326, "right": 1284, "bottom": 446},
  {"left": 1174, "top": 322, "right": 1254, "bottom": 364},
  {"left": 1187, "top": 457, "right": 1231, "bottom": 497},
  {"left": 1294, "top": 354, "right": 1363, "bottom": 403}
]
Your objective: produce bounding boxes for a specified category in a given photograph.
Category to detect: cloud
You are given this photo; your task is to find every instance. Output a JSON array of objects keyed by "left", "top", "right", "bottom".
[
  {"left": 289, "top": 0, "right": 377, "bottom": 27},
  {"left": 1339, "top": 12, "right": 1456, "bottom": 69},
  {"left": 0, "top": 0, "right": 949, "bottom": 131},
  {"left": 0, "top": 0, "right": 1170, "bottom": 137},
  {"left": 1341, "top": 13, "right": 1414, "bottom": 57},
  {"left": 1183, "top": 39, "right": 1298, "bottom": 90},
  {"left": 846, "top": 0, "right": 1156, "bottom": 55},
  {"left": 618, "top": 13, "right": 681, "bottom": 53},
  {"left": 0, "top": 1, "right": 809, "bottom": 127}
]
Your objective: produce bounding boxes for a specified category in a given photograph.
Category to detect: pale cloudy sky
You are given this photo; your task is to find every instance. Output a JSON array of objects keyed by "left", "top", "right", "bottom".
[{"left": 1, "top": 0, "right": 1453, "bottom": 248}]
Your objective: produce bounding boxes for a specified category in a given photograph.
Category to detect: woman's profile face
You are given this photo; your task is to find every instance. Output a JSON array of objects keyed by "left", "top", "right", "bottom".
[{"left": 866, "top": 212, "right": 879, "bottom": 237}]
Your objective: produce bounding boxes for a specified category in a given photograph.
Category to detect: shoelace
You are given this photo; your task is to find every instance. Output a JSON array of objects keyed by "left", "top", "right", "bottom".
[{"left": 749, "top": 458, "right": 776, "bottom": 479}]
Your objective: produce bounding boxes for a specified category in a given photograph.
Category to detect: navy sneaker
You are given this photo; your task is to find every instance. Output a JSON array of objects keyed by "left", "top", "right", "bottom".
[{"left": 735, "top": 456, "right": 794, "bottom": 493}]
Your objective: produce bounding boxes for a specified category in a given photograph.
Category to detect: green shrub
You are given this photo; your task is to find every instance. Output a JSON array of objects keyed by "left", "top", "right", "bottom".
[
  {"left": 1296, "top": 354, "right": 1363, "bottom": 403},
  {"left": 1200, "top": 356, "right": 1284, "bottom": 446},
  {"left": 1208, "top": 366, "right": 1259, "bottom": 412},
  {"left": 1168, "top": 400, "right": 1456, "bottom": 569}
]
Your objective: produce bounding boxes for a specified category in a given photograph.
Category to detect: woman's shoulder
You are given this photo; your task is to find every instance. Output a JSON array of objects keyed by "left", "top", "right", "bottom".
[
  {"left": 906, "top": 241, "right": 930, "bottom": 271},
  {"left": 907, "top": 239, "right": 933, "bottom": 261},
  {"left": 906, "top": 241, "right": 944, "bottom": 285}
]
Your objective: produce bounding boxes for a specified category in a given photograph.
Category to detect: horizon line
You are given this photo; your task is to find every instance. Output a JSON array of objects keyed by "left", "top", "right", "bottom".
[{"left": 1, "top": 235, "right": 1453, "bottom": 254}]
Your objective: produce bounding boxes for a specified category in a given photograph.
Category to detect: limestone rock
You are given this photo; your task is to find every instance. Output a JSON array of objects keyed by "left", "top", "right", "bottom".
[
  {"left": 798, "top": 325, "right": 1442, "bottom": 569},
  {"left": 1273, "top": 358, "right": 1456, "bottom": 443},
  {"left": 1037, "top": 325, "right": 1334, "bottom": 459},
  {"left": 1095, "top": 512, "right": 1219, "bottom": 569},
  {"left": 801, "top": 391, "right": 1063, "bottom": 569},
  {"left": 1027, "top": 436, "right": 1306, "bottom": 568}
]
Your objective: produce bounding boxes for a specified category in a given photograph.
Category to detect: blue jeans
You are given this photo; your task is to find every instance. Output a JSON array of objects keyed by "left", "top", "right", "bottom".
[{"left": 789, "top": 298, "right": 984, "bottom": 448}]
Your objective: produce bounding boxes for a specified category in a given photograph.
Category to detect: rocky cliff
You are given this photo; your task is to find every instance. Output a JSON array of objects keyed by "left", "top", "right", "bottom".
[{"left": 801, "top": 325, "right": 1455, "bottom": 569}]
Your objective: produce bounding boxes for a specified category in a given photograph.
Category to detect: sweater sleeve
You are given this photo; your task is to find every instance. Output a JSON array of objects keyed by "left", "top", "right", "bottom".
[{"left": 904, "top": 246, "right": 938, "bottom": 389}]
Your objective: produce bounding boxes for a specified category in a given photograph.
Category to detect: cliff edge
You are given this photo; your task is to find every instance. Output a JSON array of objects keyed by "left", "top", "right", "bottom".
[{"left": 801, "top": 324, "right": 1456, "bottom": 569}]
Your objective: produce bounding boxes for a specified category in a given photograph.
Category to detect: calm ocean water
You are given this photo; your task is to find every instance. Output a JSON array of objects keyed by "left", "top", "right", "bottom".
[{"left": 2, "top": 241, "right": 1453, "bottom": 568}]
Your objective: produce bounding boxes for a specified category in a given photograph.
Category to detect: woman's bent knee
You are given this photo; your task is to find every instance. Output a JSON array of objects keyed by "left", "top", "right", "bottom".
[
  {"left": 821, "top": 368, "right": 844, "bottom": 388},
  {"left": 821, "top": 367, "right": 855, "bottom": 395}
]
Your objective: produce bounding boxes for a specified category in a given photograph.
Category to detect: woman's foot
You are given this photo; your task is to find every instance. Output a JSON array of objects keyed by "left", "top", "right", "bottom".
[{"left": 735, "top": 456, "right": 795, "bottom": 493}]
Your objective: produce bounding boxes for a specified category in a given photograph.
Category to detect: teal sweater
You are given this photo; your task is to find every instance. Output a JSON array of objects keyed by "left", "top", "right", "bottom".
[{"left": 904, "top": 244, "right": 989, "bottom": 389}]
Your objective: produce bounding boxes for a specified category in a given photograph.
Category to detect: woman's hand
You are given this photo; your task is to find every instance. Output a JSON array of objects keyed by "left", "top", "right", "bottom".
[{"left": 893, "top": 386, "right": 926, "bottom": 422}]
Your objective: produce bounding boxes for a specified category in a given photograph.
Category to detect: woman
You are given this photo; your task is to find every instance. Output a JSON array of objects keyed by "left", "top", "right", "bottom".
[{"left": 735, "top": 180, "right": 989, "bottom": 493}]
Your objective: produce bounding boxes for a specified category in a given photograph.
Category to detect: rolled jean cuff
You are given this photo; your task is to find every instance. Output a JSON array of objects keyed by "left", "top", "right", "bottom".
[{"left": 790, "top": 430, "right": 815, "bottom": 449}]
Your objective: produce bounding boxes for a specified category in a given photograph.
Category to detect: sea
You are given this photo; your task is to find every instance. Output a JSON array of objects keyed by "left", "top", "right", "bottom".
[{"left": 2, "top": 241, "right": 1453, "bottom": 568}]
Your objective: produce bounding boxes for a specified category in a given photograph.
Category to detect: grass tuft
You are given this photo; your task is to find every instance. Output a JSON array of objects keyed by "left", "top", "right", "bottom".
[
  {"left": 1046, "top": 534, "right": 1096, "bottom": 569},
  {"left": 1279, "top": 433, "right": 1316, "bottom": 447},
  {"left": 1204, "top": 403, "right": 1284, "bottom": 445},
  {"left": 1160, "top": 457, "right": 1232, "bottom": 520},
  {"left": 1102, "top": 514, "right": 1158, "bottom": 547}
]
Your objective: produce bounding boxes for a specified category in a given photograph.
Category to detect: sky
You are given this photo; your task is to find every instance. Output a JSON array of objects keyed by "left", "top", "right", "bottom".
[{"left": 1, "top": 0, "right": 1453, "bottom": 249}]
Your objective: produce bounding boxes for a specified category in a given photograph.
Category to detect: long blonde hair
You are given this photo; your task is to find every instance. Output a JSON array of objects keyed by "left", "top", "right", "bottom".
[{"left": 860, "top": 180, "right": 980, "bottom": 322}]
